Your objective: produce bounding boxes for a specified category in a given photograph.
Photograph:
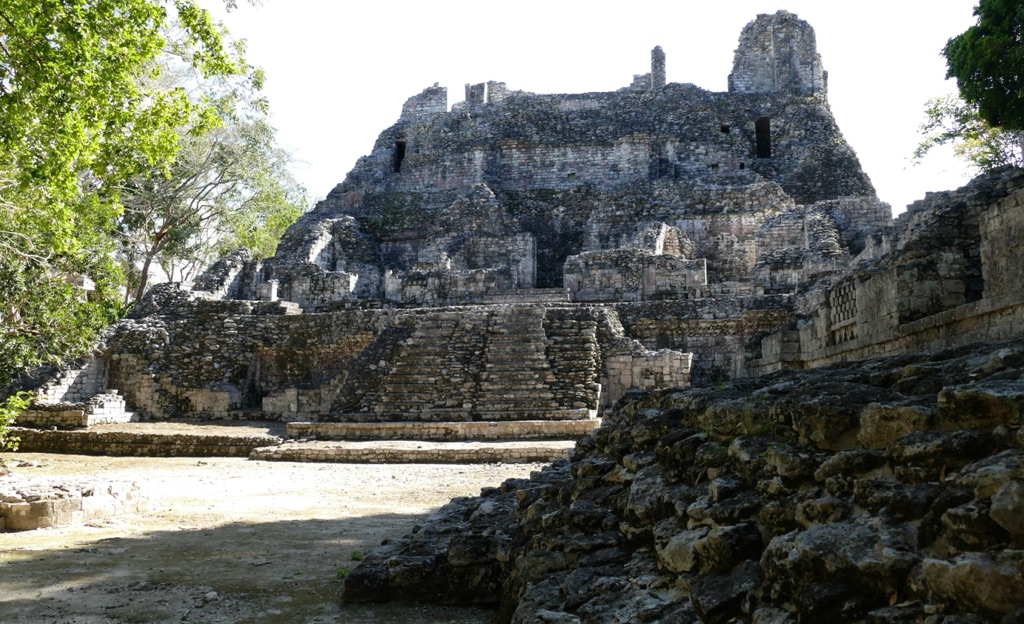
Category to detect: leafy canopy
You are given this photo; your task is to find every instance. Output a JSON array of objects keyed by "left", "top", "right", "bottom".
[
  {"left": 944, "top": 0, "right": 1024, "bottom": 131},
  {"left": 0, "top": 0, "right": 247, "bottom": 385},
  {"left": 914, "top": 94, "right": 1023, "bottom": 172}
]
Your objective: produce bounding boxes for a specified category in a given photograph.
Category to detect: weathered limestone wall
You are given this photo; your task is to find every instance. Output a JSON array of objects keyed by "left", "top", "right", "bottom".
[
  {"left": 729, "top": 10, "right": 826, "bottom": 97},
  {"left": 17, "top": 393, "right": 130, "bottom": 429},
  {"left": 1, "top": 479, "right": 147, "bottom": 532},
  {"left": 749, "top": 168, "right": 1024, "bottom": 375},
  {"left": 563, "top": 249, "right": 707, "bottom": 302},
  {"left": 90, "top": 298, "right": 662, "bottom": 422},
  {"left": 615, "top": 299, "right": 795, "bottom": 384}
]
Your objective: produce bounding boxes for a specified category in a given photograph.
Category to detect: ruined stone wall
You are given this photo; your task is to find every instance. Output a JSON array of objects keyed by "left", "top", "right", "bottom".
[
  {"left": 13, "top": 428, "right": 278, "bottom": 457},
  {"left": 563, "top": 249, "right": 707, "bottom": 302},
  {"left": 97, "top": 294, "right": 641, "bottom": 421},
  {"left": 748, "top": 168, "right": 1024, "bottom": 375},
  {"left": 729, "top": 10, "right": 826, "bottom": 97},
  {"left": 615, "top": 299, "right": 796, "bottom": 384},
  {"left": 212, "top": 11, "right": 880, "bottom": 313}
]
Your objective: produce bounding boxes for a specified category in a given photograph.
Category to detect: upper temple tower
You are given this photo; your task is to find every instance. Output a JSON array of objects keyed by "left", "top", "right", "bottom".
[{"left": 728, "top": 11, "right": 827, "bottom": 98}]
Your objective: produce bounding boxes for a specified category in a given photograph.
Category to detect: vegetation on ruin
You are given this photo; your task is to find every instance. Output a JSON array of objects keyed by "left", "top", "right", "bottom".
[
  {"left": 914, "top": 94, "right": 1023, "bottom": 171},
  {"left": 923, "top": 0, "right": 1024, "bottom": 169},
  {"left": 0, "top": 392, "right": 27, "bottom": 452},
  {"left": 0, "top": 0, "right": 305, "bottom": 387},
  {"left": 944, "top": 0, "right": 1024, "bottom": 136}
]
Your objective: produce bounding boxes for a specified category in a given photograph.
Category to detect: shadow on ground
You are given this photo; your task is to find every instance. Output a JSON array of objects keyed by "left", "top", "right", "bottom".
[{"left": 0, "top": 514, "right": 499, "bottom": 624}]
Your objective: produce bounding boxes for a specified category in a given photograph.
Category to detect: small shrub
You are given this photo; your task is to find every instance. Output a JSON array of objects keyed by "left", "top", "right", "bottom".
[
  {"left": 350, "top": 551, "right": 364, "bottom": 561},
  {"left": 335, "top": 566, "right": 349, "bottom": 580},
  {"left": 0, "top": 392, "right": 30, "bottom": 452}
]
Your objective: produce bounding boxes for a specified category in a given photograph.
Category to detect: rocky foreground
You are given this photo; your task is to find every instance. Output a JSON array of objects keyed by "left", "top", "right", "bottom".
[{"left": 343, "top": 338, "right": 1024, "bottom": 623}]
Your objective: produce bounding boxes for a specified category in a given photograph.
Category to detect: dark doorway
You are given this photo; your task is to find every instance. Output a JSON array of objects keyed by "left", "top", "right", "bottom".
[
  {"left": 755, "top": 118, "right": 771, "bottom": 158},
  {"left": 393, "top": 141, "right": 407, "bottom": 173}
]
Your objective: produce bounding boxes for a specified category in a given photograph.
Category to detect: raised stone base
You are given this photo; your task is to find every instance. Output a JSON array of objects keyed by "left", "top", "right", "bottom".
[
  {"left": 17, "top": 393, "right": 135, "bottom": 429},
  {"left": 286, "top": 419, "right": 600, "bottom": 441},
  {"left": 250, "top": 439, "right": 575, "bottom": 463},
  {"left": 11, "top": 427, "right": 281, "bottom": 457},
  {"left": 0, "top": 478, "right": 147, "bottom": 532}
]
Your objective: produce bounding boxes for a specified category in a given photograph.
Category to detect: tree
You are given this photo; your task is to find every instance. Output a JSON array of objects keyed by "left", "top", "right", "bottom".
[
  {"left": 944, "top": 0, "right": 1024, "bottom": 140},
  {"left": 0, "top": 1, "right": 245, "bottom": 386},
  {"left": 914, "top": 94, "right": 1023, "bottom": 171},
  {"left": 117, "top": 114, "right": 307, "bottom": 302}
]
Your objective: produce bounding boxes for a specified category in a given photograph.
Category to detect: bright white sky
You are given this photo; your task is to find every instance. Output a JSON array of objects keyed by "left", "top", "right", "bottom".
[{"left": 205, "top": 1, "right": 980, "bottom": 215}]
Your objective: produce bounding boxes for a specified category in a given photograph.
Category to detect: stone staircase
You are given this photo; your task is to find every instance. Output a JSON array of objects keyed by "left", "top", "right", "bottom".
[
  {"left": 371, "top": 309, "right": 483, "bottom": 420},
  {"left": 474, "top": 306, "right": 561, "bottom": 418},
  {"left": 368, "top": 305, "right": 599, "bottom": 422},
  {"left": 11, "top": 303, "right": 607, "bottom": 463},
  {"left": 254, "top": 305, "right": 604, "bottom": 462}
]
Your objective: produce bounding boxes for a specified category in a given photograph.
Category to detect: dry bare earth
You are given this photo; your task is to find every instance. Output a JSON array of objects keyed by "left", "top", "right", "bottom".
[{"left": 0, "top": 453, "right": 545, "bottom": 623}]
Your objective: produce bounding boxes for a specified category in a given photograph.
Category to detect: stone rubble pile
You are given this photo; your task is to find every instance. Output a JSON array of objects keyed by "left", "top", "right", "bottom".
[
  {"left": 0, "top": 476, "right": 147, "bottom": 532},
  {"left": 343, "top": 337, "right": 1024, "bottom": 622}
]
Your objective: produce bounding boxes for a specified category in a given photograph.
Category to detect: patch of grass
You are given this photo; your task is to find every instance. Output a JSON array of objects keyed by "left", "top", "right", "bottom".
[
  {"left": 349, "top": 551, "right": 364, "bottom": 562},
  {"left": 335, "top": 566, "right": 349, "bottom": 580}
]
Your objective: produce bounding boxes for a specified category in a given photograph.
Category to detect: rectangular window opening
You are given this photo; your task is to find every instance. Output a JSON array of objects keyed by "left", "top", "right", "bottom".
[
  {"left": 755, "top": 117, "right": 771, "bottom": 158},
  {"left": 393, "top": 140, "right": 407, "bottom": 173}
]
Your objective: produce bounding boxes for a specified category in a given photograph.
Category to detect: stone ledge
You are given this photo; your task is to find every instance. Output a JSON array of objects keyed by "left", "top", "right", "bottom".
[
  {"left": 250, "top": 440, "right": 575, "bottom": 464},
  {"left": 286, "top": 419, "right": 600, "bottom": 441},
  {"left": 10, "top": 428, "right": 282, "bottom": 457}
]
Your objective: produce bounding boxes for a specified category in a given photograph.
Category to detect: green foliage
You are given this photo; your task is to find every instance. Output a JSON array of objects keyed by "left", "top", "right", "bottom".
[
  {"left": 944, "top": 0, "right": 1024, "bottom": 131},
  {"left": 0, "top": 392, "right": 31, "bottom": 452},
  {"left": 914, "top": 94, "right": 1023, "bottom": 171},
  {"left": 349, "top": 550, "right": 364, "bottom": 561},
  {"left": 0, "top": 0, "right": 280, "bottom": 384},
  {"left": 335, "top": 566, "right": 349, "bottom": 580},
  {"left": 117, "top": 110, "right": 307, "bottom": 301}
]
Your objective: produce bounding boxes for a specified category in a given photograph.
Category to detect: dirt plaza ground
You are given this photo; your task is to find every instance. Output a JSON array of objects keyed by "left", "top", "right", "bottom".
[{"left": 0, "top": 452, "right": 544, "bottom": 623}]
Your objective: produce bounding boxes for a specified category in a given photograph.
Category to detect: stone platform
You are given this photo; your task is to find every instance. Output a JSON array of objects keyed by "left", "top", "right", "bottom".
[
  {"left": 287, "top": 419, "right": 598, "bottom": 441},
  {"left": 7, "top": 418, "right": 598, "bottom": 463},
  {"left": 249, "top": 439, "right": 575, "bottom": 464}
]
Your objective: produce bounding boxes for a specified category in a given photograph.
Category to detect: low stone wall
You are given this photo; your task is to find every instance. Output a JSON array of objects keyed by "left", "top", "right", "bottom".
[
  {"left": 286, "top": 419, "right": 599, "bottom": 441},
  {"left": 0, "top": 478, "right": 147, "bottom": 532},
  {"left": 10, "top": 428, "right": 281, "bottom": 457},
  {"left": 250, "top": 439, "right": 573, "bottom": 464},
  {"left": 17, "top": 393, "right": 134, "bottom": 429},
  {"left": 16, "top": 407, "right": 88, "bottom": 429}
]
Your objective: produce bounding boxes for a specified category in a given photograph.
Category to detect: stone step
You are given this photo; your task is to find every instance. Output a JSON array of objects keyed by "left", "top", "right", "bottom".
[
  {"left": 482, "top": 364, "right": 554, "bottom": 373},
  {"left": 472, "top": 401, "right": 561, "bottom": 412},
  {"left": 250, "top": 439, "right": 576, "bottom": 464},
  {"left": 332, "top": 410, "right": 474, "bottom": 423},
  {"left": 476, "top": 384, "right": 555, "bottom": 395},
  {"left": 485, "top": 349, "right": 548, "bottom": 357},
  {"left": 286, "top": 419, "right": 600, "bottom": 441},
  {"left": 469, "top": 408, "right": 594, "bottom": 421}
]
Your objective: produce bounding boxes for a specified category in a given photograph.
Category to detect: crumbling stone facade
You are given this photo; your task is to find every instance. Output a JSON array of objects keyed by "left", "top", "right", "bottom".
[
  {"left": 749, "top": 167, "right": 1024, "bottom": 375},
  {"left": 170, "top": 11, "right": 880, "bottom": 316},
  {"left": 14, "top": 12, "right": 898, "bottom": 426}
]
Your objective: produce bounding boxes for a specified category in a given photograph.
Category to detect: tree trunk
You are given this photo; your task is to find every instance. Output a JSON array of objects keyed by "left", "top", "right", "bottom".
[{"left": 134, "top": 251, "right": 155, "bottom": 304}]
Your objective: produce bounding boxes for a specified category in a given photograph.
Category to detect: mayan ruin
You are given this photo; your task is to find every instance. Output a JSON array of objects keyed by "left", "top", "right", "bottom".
[{"left": 4, "top": 8, "right": 1024, "bottom": 623}]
